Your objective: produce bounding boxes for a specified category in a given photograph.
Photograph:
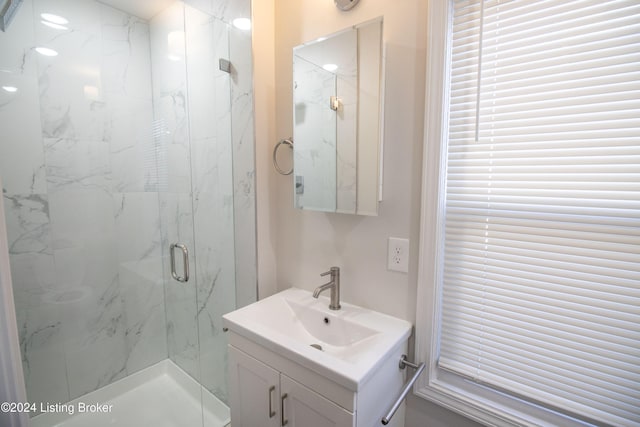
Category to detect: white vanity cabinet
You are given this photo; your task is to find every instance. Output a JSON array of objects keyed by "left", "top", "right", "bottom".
[
  {"left": 228, "top": 346, "right": 281, "bottom": 427},
  {"left": 229, "top": 346, "right": 353, "bottom": 427},
  {"left": 227, "top": 333, "right": 407, "bottom": 427},
  {"left": 280, "top": 374, "right": 354, "bottom": 427},
  {"left": 223, "top": 288, "right": 412, "bottom": 427}
]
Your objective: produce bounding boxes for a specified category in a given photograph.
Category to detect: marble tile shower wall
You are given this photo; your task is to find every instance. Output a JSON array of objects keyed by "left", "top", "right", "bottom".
[
  {"left": 0, "top": 0, "right": 255, "bottom": 410},
  {"left": 0, "top": 0, "right": 163, "bottom": 407}
]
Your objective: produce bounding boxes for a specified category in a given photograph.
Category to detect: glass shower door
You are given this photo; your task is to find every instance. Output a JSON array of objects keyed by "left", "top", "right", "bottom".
[{"left": 153, "top": 2, "right": 238, "bottom": 423}]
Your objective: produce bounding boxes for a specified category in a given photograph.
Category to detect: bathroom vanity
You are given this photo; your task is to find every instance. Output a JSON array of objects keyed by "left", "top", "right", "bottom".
[{"left": 223, "top": 288, "right": 412, "bottom": 427}]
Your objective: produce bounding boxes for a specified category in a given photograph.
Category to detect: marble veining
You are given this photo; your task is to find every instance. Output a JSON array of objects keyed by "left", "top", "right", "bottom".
[
  {"left": 19, "top": 319, "right": 62, "bottom": 376},
  {"left": 3, "top": 193, "right": 51, "bottom": 255}
]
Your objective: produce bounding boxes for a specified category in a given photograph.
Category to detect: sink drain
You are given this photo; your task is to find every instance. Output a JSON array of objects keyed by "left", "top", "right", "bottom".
[{"left": 310, "top": 343, "right": 323, "bottom": 351}]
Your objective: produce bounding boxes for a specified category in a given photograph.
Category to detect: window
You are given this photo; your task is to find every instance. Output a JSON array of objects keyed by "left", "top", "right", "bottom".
[{"left": 416, "top": 1, "right": 640, "bottom": 426}]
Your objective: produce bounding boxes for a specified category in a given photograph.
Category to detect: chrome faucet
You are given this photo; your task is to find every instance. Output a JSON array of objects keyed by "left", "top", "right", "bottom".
[{"left": 313, "top": 266, "right": 341, "bottom": 310}]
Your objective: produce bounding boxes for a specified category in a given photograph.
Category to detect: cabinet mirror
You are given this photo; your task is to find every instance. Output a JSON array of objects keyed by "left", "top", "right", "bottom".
[{"left": 293, "top": 18, "right": 383, "bottom": 216}]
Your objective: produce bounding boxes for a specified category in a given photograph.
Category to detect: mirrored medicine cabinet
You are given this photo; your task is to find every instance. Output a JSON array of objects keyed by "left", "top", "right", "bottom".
[{"left": 292, "top": 17, "right": 383, "bottom": 216}]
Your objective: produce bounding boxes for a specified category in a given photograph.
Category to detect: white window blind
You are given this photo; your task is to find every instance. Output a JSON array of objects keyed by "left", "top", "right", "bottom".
[{"left": 439, "top": 0, "right": 640, "bottom": 425}]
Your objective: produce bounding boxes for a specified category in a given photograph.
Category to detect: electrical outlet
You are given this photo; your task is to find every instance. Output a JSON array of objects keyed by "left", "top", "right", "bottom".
[{"left": 387, "top": 237, "right": 409, "bottom": 273}]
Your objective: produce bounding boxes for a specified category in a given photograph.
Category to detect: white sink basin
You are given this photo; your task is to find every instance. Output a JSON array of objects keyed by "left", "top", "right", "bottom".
[
  {"left": 223, "top": 287, "right": 412, "bottom": 389},
  {"left": 286, "top": 298, "right": 378, "bottom": 346}
]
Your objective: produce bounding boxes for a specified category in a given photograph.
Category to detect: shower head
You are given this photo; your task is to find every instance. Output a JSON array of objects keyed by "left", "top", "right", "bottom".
[{"left": 0, "top": 0, "right": 23, "bottom": 32}]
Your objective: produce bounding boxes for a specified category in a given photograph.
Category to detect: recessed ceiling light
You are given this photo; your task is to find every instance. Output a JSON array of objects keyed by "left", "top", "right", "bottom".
[
  {"left": 2, "top": 86, "right": 18, "bottom": 93},
  {"left": 232, "top": 18, "right": 251, "bottom": 31},
  {"left": 322, "top": 63, "right": 338, "bottom": 72},
  {"left": 35, "top": 47, "right": 59, "bottom": 57}
]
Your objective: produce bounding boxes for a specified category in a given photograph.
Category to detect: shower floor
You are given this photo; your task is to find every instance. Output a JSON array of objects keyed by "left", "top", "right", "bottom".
[{"left": 30, "top": 360, "right": 230, "bottom": 427}]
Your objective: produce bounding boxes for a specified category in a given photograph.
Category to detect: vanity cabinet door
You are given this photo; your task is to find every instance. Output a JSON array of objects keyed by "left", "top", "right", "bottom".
[
  {"left": 280, "top": 374, "right": 354, "bottom": 427},
  {"left": 229, "top": 345, "right": 281, "bottom": 427}
]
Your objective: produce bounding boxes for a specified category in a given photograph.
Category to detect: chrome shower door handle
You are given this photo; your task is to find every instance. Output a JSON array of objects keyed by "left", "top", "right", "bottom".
[{"left": 170, "top": 243, "right": 189, "bottom": 282}]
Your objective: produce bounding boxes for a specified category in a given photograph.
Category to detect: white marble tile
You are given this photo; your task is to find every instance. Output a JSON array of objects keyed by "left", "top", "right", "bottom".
[
  {"left": 113, "top": 192, "right": 162, "bottom": 263},
  {"left": 158, "top": 192, "right": 194, "bottom": 269},
  {"left": 0, "top": 1, "right": 47, "bottom": 197},
  {"left": 50, "top": 247, "right": 94, "bottom": 294},
  {"left": 6, "top": 253, "right": 57, "bottom": 296},
  {"left": 34, "top": 0, "right": 107, "bottom": 141},
  {"left": 184, "top": 0, "right": 250, "bottom": 24},
  {"left": 2, "top": 193, "right": 52, "bottom": 256},
  {"left": 212, "top": 0, "right": 251, "bottom": 25},
  {"left": 190, "top": 136, "right": 234, "bottom": 203},
  {"left": 0, "top": 80, "right": 46, "bottom": 197},
  {"left": 112, "top": 192, "right": 166, "bottom": 375},
  {"left": 47, "top": 231, "right": 126, "bottom": 400},
  {"left": 106, "top": 95, "right": 152, "bottom": 152},
  {"left": 165, "top": 288, "right": 200, "bottom": 383},
  {"left": 193, "top": 191, "right": 235, "bottom": 401},
  {"left": 190, "top": 137, "right": 217, "bottom": 197},
  {"left": 157, "top": 192, "right": 196, "bottom": 283},
  {"left": 100, "top": 4, "right": 155, "bottom": 193},
  {"left": 185, "top": 7, "right": 230, "bottom": 142},
  {"left": 43, "top": 138, "right": 112, "bottom": 193},
  {"left": 53, "top": 229, "right": 126, "bottom": 398},
  {"left": 47, "top": 189, "right": 115, "bottom": 250},
  {"left": 119, "top": 257, "right": 167, "bottom": 375},
  {"left": 105, "top": 96, "right": 155, "bottom": 192},
  {"left": 100, "top": 5, "right": 152, "bottom": 99},
  {"left": 149, "top": 4, "right": 192, "bottom": 193},
  {"left": 195, "top": 251, "right": 235, "bottom": 403},
  {"left": 0, "top": 2, "right": 68, "bottom": 410},
  {"left": 183, "top": 0, "right": 212, "bottom": 17},
  {"left": 198, "top": 326, "right": 230, "bottom": 402},
  {"left": 63, "top": 274, "right": 128, "bottom": 399},
  {"left": 17, "top": 300, "right": 70, "bottom": 409},
  {"left": 215, "top": 70, "right": 233, "bottom": 146},
  {"left": 192, "top": 191, "right": 235, "bottom": 293},
  {"left": 33, "top": 0, "right": 102, "bottom": 36}
]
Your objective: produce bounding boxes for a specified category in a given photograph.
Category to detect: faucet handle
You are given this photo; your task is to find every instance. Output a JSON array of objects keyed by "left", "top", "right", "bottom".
[{"left": 320, "top": 266, "right": 340, "bottom": 277}]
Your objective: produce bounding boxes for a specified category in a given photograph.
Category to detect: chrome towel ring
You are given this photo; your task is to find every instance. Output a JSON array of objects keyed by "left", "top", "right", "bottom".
[{"left": 273, "top": 138, "right": 293, "bottom": 175}]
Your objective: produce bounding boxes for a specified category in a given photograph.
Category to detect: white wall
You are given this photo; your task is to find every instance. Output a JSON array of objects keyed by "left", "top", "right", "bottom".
[{"left": 253, "top": 0, "right": 484, "bottom": 425}]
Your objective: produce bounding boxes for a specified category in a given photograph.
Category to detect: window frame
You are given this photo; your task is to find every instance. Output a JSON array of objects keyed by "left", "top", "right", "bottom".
[{"left": 414, "top": 1, "right": 631, "bottom": 426}]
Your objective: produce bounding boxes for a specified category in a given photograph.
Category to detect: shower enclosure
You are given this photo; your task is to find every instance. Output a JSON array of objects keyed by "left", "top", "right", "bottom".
[{"left": 0, "top": 0, "right": 256, "bottom": 425}]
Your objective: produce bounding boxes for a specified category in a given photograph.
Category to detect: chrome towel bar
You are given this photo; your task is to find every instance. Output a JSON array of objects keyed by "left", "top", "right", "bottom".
[{"left": 381, "top": 355, "right": 425, "bottom": 425}]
